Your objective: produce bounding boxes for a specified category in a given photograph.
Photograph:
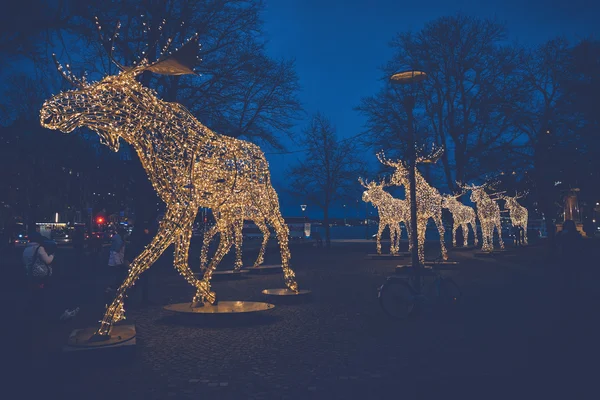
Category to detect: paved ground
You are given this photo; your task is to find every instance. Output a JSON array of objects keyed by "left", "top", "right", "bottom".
[{"left": 4, "top": 237, "right": 599, "bottom": 399}]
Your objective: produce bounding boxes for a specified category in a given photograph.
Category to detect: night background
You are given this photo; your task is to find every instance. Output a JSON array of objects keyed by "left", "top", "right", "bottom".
[{"left": 2, "top": 1, "right": 600, "bottom": 399}]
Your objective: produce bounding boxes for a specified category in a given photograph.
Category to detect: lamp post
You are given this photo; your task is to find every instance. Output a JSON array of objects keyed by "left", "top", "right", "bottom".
[
  {"left": 300, "top": 204, "right": 307, "bottom": 220},
  {"left": 390, "top": 70, "right": 427, "bottom": 291}
]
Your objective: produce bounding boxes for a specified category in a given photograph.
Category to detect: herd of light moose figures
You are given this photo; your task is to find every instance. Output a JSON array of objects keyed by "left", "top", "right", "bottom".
[
  {"left": 360, "top": 153, "right": 529, "bottom": 257},
  {"left": 39, "top": 18, "right": 528, "bottom": 338}
]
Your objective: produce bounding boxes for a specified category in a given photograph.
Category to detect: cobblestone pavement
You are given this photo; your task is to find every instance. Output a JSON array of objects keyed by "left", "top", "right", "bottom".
[{"left": 5, "top": 239, "right": 599, "bottom": 399}]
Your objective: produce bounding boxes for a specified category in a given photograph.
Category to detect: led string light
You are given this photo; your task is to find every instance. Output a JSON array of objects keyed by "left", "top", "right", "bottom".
[
  {"left": 460, "top": 183, "right": 505, "bottom": 252},
  {"left": 40, "top": 20, "right": 298, "bottom": 337},
  {"left": 501, "top": 193, "right": 529, "bottom": 245},
  {"left": 359, "top": 177, "right": 411, "bottom": 255},
  {"left": 442, "top": 194, "right": 479, "bottom": 247},
  {"left": 377, "top": 152, "right": 448, "bottom": 264}
]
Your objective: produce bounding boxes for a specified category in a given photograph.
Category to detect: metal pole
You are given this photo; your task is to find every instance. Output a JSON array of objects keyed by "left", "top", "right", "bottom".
[{"left": 404, "top": 96, "right": 421, "bottom": 291}]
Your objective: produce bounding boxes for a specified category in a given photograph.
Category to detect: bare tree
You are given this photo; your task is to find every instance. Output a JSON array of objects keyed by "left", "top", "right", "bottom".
[
  {"left": 510, "top": 38, "right": 573, "bottom": 243},
  {"left": 66, "top": 0, "right": 303, "bottom": 149},
  {"left": 287, "top": 113, "right": 365, "bottom": 248},
  {"left": 359, "top": 15, "right": 528, "bottom": 191}
]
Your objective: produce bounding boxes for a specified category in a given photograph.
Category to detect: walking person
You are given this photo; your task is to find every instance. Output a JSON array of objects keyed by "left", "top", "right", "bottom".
[{"left": 106, "top": 227, "right": 128, "bottom": 293}]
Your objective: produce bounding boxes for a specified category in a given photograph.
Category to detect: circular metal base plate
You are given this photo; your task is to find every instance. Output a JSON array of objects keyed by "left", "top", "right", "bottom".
[
  {"left": 211, "top": 270, "right": 249, "bottom": 280},
  {"left": 424, "top": 261, "right": 460, "bottom": 265},
  {"left": 245, "top": 265, "right": 282, "bottom": 274},
  {"left": 262, "top": 288, "right": 311, "bottom": 296},
  {"left": 212, "top": 270, "right": 249, "bottom": 275},
  {"left": 164, "top": 301, "right": 274, "bottom": 314},
  {"left": 66, "top": 325, "right": 136, "bottom": 348}
]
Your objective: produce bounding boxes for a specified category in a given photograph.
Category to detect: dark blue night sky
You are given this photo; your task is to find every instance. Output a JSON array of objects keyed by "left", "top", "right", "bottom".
[{"left": 260, "top": 0, "right": 599, "bottom": 218}]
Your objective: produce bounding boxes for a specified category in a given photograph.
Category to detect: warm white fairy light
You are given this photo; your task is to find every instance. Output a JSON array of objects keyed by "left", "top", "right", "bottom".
[
  {"left": 200, "top": 206, "right": 271, "bottom": 271},
  {"left": 442, "top": 194, "right": 478, "bottom": 247},
  {"left": 359, "top": 177, "right": 411, "bottom": 255},
  {"left": 40, "top": 21, "right": 298, "bottom": 338},
  {"left": 377, "top": 152, "right": 448, "bottom": 264},
  {"left": 461, "top": 183, "right": 505, "bottom": 252},
  {"left": 502, "top": 194, "right": 529, "bottom": 245}
]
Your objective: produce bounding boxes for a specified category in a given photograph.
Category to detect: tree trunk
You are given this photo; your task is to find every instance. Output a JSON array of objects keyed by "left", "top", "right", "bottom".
[{"left": 324, "top": 206, "right": 331, "bottom": 249}]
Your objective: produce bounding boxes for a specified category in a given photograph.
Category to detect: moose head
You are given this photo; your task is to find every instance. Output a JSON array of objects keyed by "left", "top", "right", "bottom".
[
  {"left": 376, "top": 151, "right": 409, "bottom": 187},
  {"left": 458, "top": 182, "right": 489, "bottom": 204},
  {"left": 501, "top": 192, "right": 527, "bottom": 210},
  {"left": 441, "top": 192, "right": 465, "bottom": 209},
  {"left": 40, "top": 18, "right": 200, "bottom": 152},
  {"left": 358, "top": 177, "right": 390, "bottom": 205}
]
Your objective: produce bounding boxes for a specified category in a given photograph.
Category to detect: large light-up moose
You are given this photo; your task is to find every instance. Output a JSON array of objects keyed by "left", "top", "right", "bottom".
[
  {"left": 460, "top": 183, "right": 505, "bottom": 252},
  {"left": 501, "top": 193, "right": 528, "bottom": 245},
  {"left": 40, "top": 19, "right": 298, "bottom": 338},
  {"left": 377, "top": 152, "right": 448, "bottom": 264},
  {"left": 442, "top": 193, "right": 479, "bottom": 248},
  {"left": 359, "top": 177, "right": 411, "bottom": 255}
]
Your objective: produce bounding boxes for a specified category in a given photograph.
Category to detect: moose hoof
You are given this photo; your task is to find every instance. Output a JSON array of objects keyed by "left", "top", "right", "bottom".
[
  {"left": 191, "top": 300, "right": 204, "bottom": 308},
  {"left": 204, "top": 291, "right": 217, "bottom": 305},
  {"left": 287, "top": 281, "right": 299, "bottom": 293}
]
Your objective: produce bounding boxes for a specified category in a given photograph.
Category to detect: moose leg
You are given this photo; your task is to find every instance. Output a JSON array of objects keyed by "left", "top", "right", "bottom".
[
  {"left": 433, "top": 213, "right": 448, "bottom": 260},
  {"left": 452, "top": 223, "right": 458, "bottom": 248},
  {"left": 376, "top": 223, "right": 385, "bottom": 255},
  {"left": 174, "top": 224, "right": 215, "bottom": 305},
  {"left": 417, "top": 217, "right": 427, "bottom": 265},
  {"left": 482, "top": 223, "right": 493, "bottom": 252},
  {"left": 252, "top": 218, "right": 270, "bottom": 268},
  {"left": 95, "top": 207, "right": 181, "bottom": 337},
  {"left": 496, "top": 219, "right": 505, "bottom": 249},
  {"left": 470, "top": 222, "right": 479, "bottom": 247},
  {"left": 200, "top": 224, "right": 219, "bottom": 272},
  {"left": 390, "top": 224, "right": 399, "bottom": 255},
  {"left": 523, "top": 222, "right": 528, "bottom": 244},
  {"left": 268, "top": 211, "right": 298, "bottom": 292},
  {"left": 233, "top": 218, "right": 244, "bottom": 270},
  {"left": 198, "top": 219, "right": 234, "bottom": 305},
  {"left": 461, "top": 224, "right": 468, "bottom": 247}
]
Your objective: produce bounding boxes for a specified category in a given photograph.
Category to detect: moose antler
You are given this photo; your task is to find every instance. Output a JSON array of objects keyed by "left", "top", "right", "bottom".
[
  {"left": 94, "top": 16, "right": 200, "bottom": 76},
  {"left": 358, "top": 177, "right": 369, "bottom": 188},
  {"left": 416, "top": 144, "right": 444, "bottom": 164},
  {"left": 514, "top": 190, "right": 529, "bottom": 199},
  {"left": 488, "top": 191, "right": 507, "bottom": 200},
  {"left": 376, "top": 150, "right": 405, "bottom": 168},
  {"left": 457, "top": 181, "right": 482, "bottom": 191},
  {"left": 94, "top": 17, "right": 126, "bottom": 71},
  {"left": 447, "top": 190, "right": 465, "bottom": 200},
  {"left": 51, "top": 54, "right": 86, "bottom": 89}
]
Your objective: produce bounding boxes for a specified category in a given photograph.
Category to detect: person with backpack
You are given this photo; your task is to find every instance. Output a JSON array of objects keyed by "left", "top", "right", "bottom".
[{"left": 23, "top": 231, "right": 79, "bottom": 321}]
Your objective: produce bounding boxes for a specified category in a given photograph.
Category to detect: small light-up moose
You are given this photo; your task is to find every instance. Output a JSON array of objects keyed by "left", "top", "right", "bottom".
[{"left": 359, "top": 177, "right": 411, "bottom": 255}]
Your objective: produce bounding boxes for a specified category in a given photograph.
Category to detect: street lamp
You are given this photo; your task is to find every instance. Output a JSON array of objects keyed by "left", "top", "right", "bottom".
[
  {"left": 300, "top": 204, "right": 307, "bottom": 220},
  {"left": 390, "top": 69, "right": 428, "bottom": 290}
]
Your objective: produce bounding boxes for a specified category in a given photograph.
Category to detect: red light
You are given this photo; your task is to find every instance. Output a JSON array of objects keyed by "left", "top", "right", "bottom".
[{"left": 96, "top": 217, "right": 105, "bottom": 224}]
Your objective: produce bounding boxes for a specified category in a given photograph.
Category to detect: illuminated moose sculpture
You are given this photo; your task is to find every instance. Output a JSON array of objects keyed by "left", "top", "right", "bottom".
[
  {"left": 461, "top": 183, "right": 505, "bottom": 252},
  {"left": 501, "top": 193, "right": 528, "bottom": 245},
  {"left": 359, "top": 177, "right": 411, "bottom": 255},
  {"left": 377, "top": 152, "right": 448, "bottom": 264},
  {"left": 442, "top": 194, "right": 479, "bottom": 247},
  {"left": 40, "top": 20, "right": 298, "bottom": 338}
]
